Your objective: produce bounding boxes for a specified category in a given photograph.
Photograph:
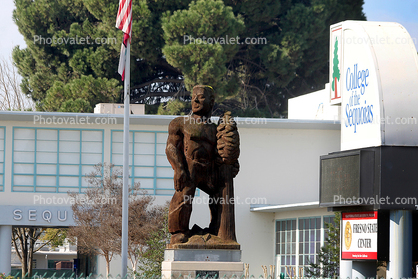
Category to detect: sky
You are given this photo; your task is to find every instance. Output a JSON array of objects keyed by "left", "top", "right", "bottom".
[{"left": 0, "top": 0, "right": 417, "bottom": 62}]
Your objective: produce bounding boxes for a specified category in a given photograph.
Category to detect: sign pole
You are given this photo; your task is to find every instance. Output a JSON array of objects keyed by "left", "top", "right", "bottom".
[
  {"left": 386, "top": 210, "right": 412, "bottom": 278},
  {"left": 339, "top": 218, "right": 352, "bottom": 279},
  {"left": 121, "top": 41, "right": 130, "bottom": 278}
]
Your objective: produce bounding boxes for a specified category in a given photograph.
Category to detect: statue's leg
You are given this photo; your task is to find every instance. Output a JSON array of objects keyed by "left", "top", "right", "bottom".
[{"left": 168, "top": 182, "right": 196, "bottom": 244}]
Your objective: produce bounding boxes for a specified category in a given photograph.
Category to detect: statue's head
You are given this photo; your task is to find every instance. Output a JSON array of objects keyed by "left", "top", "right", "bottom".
[{"left": 191, "top": 85, "right": 215, "bottom": 117}]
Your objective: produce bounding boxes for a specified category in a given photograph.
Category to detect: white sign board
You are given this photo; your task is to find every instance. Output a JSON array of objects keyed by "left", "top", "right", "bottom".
[
  {"left": 342, "top": 211, "right": 378, "bottom": 260},
  {"left": 330, "top": 21, "right": 418, "bottom": 151},
  {"left": 0, "top": 205, "right": 75, "bottom": 226}
]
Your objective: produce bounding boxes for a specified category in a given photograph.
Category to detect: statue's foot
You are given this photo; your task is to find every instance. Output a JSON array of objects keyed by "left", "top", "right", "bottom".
[{"left": 170, "top": 232, "right": 188, "bottom": 244}]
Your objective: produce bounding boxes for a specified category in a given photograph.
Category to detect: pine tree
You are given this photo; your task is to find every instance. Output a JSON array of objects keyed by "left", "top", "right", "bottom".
[
  {"left": 332, "top": 38, "right": 341, "bottom": 92},
  {"left": 305, "top": 212, "right": 340, "bottom": 278},
  {"left": 162, "top": 0, "right": 245, "bottom": 100}
]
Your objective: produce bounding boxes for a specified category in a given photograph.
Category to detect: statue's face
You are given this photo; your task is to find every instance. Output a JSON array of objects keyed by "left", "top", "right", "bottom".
[{"left": 191, "top": 89, "right": 213, "bottom": 116}]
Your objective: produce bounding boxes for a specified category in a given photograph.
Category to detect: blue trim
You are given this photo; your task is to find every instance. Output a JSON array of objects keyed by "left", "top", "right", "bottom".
[
  {"left": 153, "top": 133, "right": 157, "bottom": 195},
  {"left": 131, "top": 131, "right": 135, "bottom": 193},
  {"left": 79, "top": 130, "right": 82, "bottom": 192},
  {"left": 34, "top": 127, "right": 38, "bottom": 192},
  {"left": 101, "top": 130, "right": 105, "bottom": 186},
  {"left": 0, "top": 126, "right": 5, "bottom": 191},
  {"left": 12, "top": 127, "right": 104, "bottom": 193}
]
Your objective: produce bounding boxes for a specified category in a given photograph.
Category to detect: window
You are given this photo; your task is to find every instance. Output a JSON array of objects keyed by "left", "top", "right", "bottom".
[
  {"left": 12, "top": 128, "right": 104, "bottom": 192},
  {"left": 276, "top": 216, "right": 334, "bottom": 277},
  {"left": 0, "top": 127, "right": 4, "bottom": 191},
  {"left": 298, "top": 217, "right": 321, "bottom": 275},
  {"left": 111, "top": 130, "right": 174, "bottom": 195},
  {"left": 276, "top": 219, "right": 297, "bottom": 276},
  {"left": 48, "top": 260, "right": 73, "bottom": 269}
]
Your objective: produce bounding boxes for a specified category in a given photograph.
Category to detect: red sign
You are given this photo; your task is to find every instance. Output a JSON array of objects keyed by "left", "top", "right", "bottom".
[{"left": 341, "top": 211, "right": 378, "bottom": 260}]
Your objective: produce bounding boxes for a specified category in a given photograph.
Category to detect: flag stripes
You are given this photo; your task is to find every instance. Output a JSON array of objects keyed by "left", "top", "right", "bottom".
[
  {"left": 116, "top": 0, "right": 132, "bottom": 36},
  {"left": 118, "top": 33, "right": 130, "bottom": 80},
  {"left": 116, "top": 0, "right": 132, "bottom": 80}
]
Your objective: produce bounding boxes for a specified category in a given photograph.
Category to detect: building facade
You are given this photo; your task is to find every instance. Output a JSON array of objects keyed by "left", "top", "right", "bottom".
[{"left": 0, "top": 111, "right": 340, "bottom": 276}]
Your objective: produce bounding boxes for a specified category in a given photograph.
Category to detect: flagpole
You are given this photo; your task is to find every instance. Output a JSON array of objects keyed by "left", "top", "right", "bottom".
[{"left": 121, "top": 41, "right": 130, "bottom": 278}]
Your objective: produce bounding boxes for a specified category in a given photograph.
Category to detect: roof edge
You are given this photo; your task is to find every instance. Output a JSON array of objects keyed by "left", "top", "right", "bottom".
[
  {"left": 0, "top": 111, "right": 340, "bottom": 130},
  {"left": 250, "top": 201, "right": 320, "bottom": 213}
]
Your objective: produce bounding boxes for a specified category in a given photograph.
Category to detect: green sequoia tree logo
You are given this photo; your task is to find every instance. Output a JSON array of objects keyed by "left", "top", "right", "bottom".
[{"left": 332, "top": 37, "right": 341, "bottom": 95}]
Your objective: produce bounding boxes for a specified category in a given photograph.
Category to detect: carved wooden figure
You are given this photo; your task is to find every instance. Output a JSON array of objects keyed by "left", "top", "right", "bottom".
[{"left": 166, "top": 85, "right": 240, "bottom": 248}]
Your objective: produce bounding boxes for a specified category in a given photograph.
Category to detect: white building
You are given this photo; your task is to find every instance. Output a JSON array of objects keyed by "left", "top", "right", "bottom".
[
  {"left": 11, "top": 240, "right": 77, "bottom": 271},
  {"left": 0, "top": 110, "right": 340, "bottom": 276}
]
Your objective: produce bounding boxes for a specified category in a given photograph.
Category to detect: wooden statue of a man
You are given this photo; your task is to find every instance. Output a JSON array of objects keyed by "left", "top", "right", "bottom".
[{"left": 166, "top": 85, "right": 240, "bottom": 245}]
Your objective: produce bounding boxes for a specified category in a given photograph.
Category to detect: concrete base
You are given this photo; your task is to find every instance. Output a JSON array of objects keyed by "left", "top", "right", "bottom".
[
  {"left": 165, "top": 249, "right": 241, "bottom": 262},
  {"left": 162, "top": 249, "right": 244, "bottom": 279}
]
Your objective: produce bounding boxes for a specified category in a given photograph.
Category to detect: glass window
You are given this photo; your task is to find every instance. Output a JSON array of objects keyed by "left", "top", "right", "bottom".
[
  {"left": 297, "top": 216, "right": 321, "bottom": 277},
  {"left": 276, "top": 219, "right": 297, "bottom": 275},
  {"left": 12, "top": 128, "right": 103, "bottom": 192},
  {"left": 111, "top": 130, "right": 173, "bottom": 195}
]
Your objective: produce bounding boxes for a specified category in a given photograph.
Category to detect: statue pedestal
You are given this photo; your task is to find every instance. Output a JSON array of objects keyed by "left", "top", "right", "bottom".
[{"left": 162, "top": 249, "right": 244, "bottom": 279}]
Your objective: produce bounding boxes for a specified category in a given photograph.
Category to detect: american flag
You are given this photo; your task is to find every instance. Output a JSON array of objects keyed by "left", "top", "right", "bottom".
[{"left": 116, "top": 0, "right": 132, "bottom": 80}]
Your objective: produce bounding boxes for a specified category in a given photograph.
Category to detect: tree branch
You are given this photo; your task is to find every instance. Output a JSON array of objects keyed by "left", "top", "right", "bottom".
[
  {"left": 12, "top": 230, "right": 23, "bottom": 261},
  {"left": 130, "top": 79, "right": 184, "bottom": 91},
  {"left": 33, "top": 230, "right": 60, "bottom": 253},
  {"left": 233, "top": 57, "right": 267, "bottom": 72},
  {"left": 240, "top": 81, "right": 273, "bottom": 117}
]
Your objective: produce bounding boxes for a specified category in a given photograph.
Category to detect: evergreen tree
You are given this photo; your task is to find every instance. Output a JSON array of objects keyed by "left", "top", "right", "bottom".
[
  {"left": 332, "top": 38, "right": 341, "bottom": 93},
  {"left": 162, "top": 0, "right": 245, "bottom": 99},
  {"left": 157, "top": 99, "right": 190, "bottom": 115},
  {"left": 12, "top": 0, "right": 365, "bottom": 116},
  {"left": 305, "top": 212, "right": 340, "bottom": 278}
]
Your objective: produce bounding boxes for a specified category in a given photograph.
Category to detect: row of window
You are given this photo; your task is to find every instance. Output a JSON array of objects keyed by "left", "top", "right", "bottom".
[
  {"left": 276, "top": 216, "right": 335, "bottom": 277},
  {"left": 2, "top": 127, "right": 174, "bottom": 195},
  {"left": 111, "top": 131, "right": 174, "bottom": 195},
  {"left": 13, "top": 128, "right": 103, "bottom": 193}
]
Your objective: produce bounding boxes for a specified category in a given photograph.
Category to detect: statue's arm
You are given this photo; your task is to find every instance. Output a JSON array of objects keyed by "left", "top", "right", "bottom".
[
  {"left": 217, "top": 111, "right": 240, "bottom": 177},
  {"left": 166, "top": 118, "right": 187, "bottom": 191}
]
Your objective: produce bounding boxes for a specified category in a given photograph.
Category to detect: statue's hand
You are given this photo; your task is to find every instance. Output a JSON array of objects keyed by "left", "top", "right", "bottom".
[{"left": 174, "top": 169, "right": 187, "bottom": 191}]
